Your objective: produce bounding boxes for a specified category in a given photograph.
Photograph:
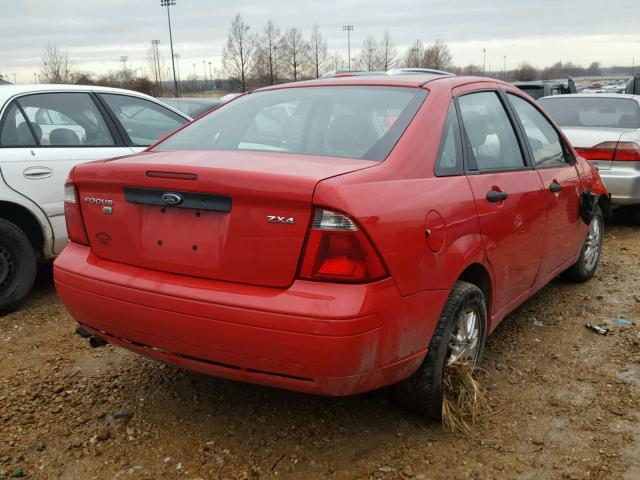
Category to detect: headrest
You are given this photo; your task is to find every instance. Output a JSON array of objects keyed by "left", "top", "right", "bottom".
[
  {"left": 50, "top": 128, "right": 80, "bottom": 146},
  {"left": 326, "top": 115, "right": 374, "bottom": 155}
]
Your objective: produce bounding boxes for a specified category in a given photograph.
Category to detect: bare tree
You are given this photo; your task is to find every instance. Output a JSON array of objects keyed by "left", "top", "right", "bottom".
[
  {"left": 329, "top": 52, "right": 346, "bottom": 72},
  {"left": 514, "top": 62, "right": 537, "bottom": 81},
  {"left": 309, "top": 24, "right": 328, "bottom": 78},
  {"left": 281, "top": 27, "right": 309, "bottom": 81},
  {"left": 423, "top": 40, "right": 452, "bottom": 70},
  {"left": 262, "top": 20, "right": 281, "bottom": 85},
  {"left": 379, "top": 31, "right": 398, "bottom": 71},
  {"left": 358, "top": 36, "right": 379, "bottom": 71},
  {"left": 222, "top": 13, "right": 256, "bottom": 92},
  {"left": 403, "top": 40, "right": 424, "bottom": 68},
  {"left": 41, "top": 43, "right": 73, "bottom": 83}
]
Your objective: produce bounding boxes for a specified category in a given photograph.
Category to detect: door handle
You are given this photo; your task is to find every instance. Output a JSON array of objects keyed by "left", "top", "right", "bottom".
[
  {"left": 23, "top": 166, "right": 53, "bottom": 180},
  {"left": 549, "top": 181, "right": 562, "bottom": 193},
  {"left": 486, "top": 190, "right": 508, "bottom": 203}
]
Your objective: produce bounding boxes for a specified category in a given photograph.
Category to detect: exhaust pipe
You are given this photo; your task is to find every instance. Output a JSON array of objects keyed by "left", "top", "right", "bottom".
[{"left": 89, "top": 336, "right": 108, "bottom": 348}]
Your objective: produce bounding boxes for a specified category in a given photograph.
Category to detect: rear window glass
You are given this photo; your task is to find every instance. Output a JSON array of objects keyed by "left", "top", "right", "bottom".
[
  {"left": 154, "top": 86, "right": 427, "bottom": 161},
  {"left": 539, "top": 97, "right": 640, "bottom": 128},
  {"left": 517, "top": 86, "right": 545, "bottom": 100}
]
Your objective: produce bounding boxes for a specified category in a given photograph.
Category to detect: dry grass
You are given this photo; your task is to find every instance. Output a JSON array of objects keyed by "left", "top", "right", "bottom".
[{"left": 441, "top": 362, "right": 492, "bottom": 436}]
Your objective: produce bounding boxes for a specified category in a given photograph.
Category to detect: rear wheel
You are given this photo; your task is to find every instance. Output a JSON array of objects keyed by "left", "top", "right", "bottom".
[
  {"left": 563, "top": 205, "right": 603, "bottom": 282},
  {"left": 0, "top": 219, "right": 37, "bottom": 315},
  {"left": 392, "top": 281, "right": 487, "bottom": 419}
]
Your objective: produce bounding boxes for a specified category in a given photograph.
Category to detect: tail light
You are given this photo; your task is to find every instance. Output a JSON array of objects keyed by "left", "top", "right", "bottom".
[
  {"left": 612, "top": 141, "right": 640, "bottom": 161},
  {"left": 64, "top": 183, "right": 89, "bottom": 245},
  {"left": 299, "top": 209, "right": 387, "bottom": 283},
  {"left": 575, "top": 141, "right": 640, "bottom": 161}
]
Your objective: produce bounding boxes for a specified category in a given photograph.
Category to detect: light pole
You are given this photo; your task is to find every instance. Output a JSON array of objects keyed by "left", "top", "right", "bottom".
[
  {"left": 33, "top": 72, "right": 37, "bottom": 83},
  {"left": 151, "top": 39, "right": 161, "bottom": 86},
  {"left": 482, "top": 48, "right": 486, "bottom": 76},
  {"left": 174, "top": 53, "right": 181, "bottom": 95},
  {"left": 503, "top": 55, "right": 507, "bottom": 80},
  {"left": 160, "top": 0, "right": 179, "bottom": 96},
  {"left": 342, "top": 25, "right": 354, "bottom": 71},
  {"left": 208, "top": 61, "right": 213, "bottom": 89},
  {"left": 202, "top": 60, "right": 207, "bottom": 91},
  {"left": 120, "top": 56, "right": 128, "bottom": 87}
]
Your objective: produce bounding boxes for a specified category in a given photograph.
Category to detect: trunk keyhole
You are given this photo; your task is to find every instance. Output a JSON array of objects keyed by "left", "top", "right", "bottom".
[{"left": 192, "top": 245, "right": 198, "bottom": 251}]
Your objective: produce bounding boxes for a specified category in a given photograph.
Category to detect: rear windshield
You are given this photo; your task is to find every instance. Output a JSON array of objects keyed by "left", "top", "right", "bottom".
[
  {"left": 154, "top": 86, "right": 427, "bottom": 161},
  {"left": 539, "top": 97, "right": 640, "bottom": 128},
  {"left": 517, "top": 86, "right": 545, "bottom": 100}
]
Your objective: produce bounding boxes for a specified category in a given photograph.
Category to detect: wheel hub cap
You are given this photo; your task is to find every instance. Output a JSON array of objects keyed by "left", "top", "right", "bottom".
[
  {"left": 584, "top": 217, "right": 601, "bottom": 271},
  {"left": 447, "top": 307, "right": 481, "bottom": 366}
]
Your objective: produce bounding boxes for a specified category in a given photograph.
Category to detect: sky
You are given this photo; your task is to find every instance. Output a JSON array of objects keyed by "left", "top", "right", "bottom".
[{"left": 1, "top": 0, "right": 640, "bottom": 83}]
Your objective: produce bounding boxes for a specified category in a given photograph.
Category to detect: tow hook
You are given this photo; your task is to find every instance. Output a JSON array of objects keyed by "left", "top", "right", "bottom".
[{"left": 89, "top": 336, "right": 108, "bottom": 348}]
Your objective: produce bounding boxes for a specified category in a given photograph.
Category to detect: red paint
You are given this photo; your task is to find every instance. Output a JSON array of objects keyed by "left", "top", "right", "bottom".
[{"left": 54, "top": 75, "right": 608, "bottom": 396}]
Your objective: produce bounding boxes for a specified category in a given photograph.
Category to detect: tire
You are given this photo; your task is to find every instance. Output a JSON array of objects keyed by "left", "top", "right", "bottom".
[
  {"left": 392, "top": 281, "right": 487, "bottom": 419},
  {"left": 0, "top": 219, "right": 37, "bottom": 315},
  {"left": 562, "top": 205, "right": 603, "bottom": 282}
]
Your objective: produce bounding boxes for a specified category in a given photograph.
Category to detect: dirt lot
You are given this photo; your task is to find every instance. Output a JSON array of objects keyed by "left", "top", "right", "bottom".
[{"left": 1, "top": 224, "right": 639, "bottom": 480}]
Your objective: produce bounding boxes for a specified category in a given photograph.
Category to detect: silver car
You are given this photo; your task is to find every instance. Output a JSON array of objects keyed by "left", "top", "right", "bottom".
[{"left": 539, "top": 94, "right": 640, "bottom": 208}]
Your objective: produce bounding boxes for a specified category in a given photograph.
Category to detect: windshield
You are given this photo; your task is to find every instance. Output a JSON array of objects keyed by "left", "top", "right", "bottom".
[
  {"left": 154, "top": 86, "right": 427, "bottom": 161},
  {"left": 539, "top": 97, "right": 640, "bottom": 128}
]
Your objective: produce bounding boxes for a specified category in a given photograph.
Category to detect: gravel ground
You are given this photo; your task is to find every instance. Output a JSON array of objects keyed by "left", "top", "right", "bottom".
[{"left": 1, "top": 224, "right": 639, "bottom": 480}]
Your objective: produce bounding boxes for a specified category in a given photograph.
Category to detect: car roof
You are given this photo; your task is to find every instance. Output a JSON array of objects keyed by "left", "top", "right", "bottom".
[
  {"left": 162, "top": 97, "right": 222, "bottom": 105},
  {"left": 0, "top": 83, "right": 191, "bottom": 119},
  {"left": 254, "top": 74, "right": 495, "bottom": 92},
  {"left": 513, "top": 80, "right": 567, "bottom": 86},
  {"left": 540, "top": 93, "right": 640, "bottom": 101}
]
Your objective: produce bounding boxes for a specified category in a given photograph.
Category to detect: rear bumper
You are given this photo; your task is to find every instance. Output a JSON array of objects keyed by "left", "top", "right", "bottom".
[
  {"left": 598, "top": 161, "right": 640, "bottom": 206},
  {"left": 54, "top": 243, "right": 447, "bottom": 396}
]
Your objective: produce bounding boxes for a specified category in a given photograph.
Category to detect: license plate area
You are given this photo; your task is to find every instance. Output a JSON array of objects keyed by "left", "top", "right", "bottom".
[{"left": 138, "top": 204, "right": 231, "bottom": 273}]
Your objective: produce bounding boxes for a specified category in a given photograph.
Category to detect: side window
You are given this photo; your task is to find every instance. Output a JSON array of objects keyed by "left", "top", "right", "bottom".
[
  {"left": 100, "top": 94, "right": 186, "bottom": 146},
  {"left": 16, "top": 93, "right": 115, "bottom": 147},
  {"left": 435, "top": 101, "right": 463, "bottom": 176},
  {"left": 0, "top": 102, "right": 38, "bottom": 147},
  {"left": 458, "top": 91, "right": 525, "bottom": 172},
  {"left": 508, "top": 94, "right": 567, "bottom": 167}
]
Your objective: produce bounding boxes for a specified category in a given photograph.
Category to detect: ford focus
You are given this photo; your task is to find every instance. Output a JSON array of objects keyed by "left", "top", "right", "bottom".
[{"left": 54, "top": 75, "right": 609, "bottom": 417}]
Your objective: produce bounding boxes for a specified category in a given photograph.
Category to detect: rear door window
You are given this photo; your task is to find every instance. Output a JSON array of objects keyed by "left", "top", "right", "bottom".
[
  {"left": 11, "top": 93, "right": 115, "bottom": 147},
  {"left": 539, "top": 97, "right": 640, "bottom": 128},
  {"left": 99, "top": 94, "right": 187, "bottom": 146},
  {"left": 508, "top": 94, "right": 567, "bottom": 167},
  {"left": 458, "top": 91, "right": 525, "bottom": 171}
]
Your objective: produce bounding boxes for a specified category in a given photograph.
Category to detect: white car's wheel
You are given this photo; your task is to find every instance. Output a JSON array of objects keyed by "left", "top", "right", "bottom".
[{"left": 0, "top": 219, "right": 37, "bottom": 315}]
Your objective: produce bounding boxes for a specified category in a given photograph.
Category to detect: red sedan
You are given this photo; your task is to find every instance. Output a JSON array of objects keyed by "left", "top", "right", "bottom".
[{"left": 54, "top": 75, "right": 609, "bottom": 417}]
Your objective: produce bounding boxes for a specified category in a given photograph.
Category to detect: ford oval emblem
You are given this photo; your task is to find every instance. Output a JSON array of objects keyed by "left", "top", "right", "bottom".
[{"left": 161, "top": 192, "right": 183, "bottom": 205}]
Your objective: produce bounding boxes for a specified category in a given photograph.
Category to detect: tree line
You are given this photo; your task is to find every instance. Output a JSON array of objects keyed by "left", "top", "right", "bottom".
[
  {"left": 36, "top": 26, "right": 623, "bottom": 96},
  {"left": 221, "top": 14, "right": 458, "bottom": 91}
]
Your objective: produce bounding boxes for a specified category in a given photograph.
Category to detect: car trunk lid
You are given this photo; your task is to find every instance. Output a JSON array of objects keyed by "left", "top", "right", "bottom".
[{"left": 72, "top": 150, "right": 373, "bottom": 287}]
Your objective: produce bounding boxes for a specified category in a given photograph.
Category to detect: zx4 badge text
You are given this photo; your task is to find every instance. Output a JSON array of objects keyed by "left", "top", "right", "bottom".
[{"left": 267, "top": 215, "right": 295, "bottom": 224}]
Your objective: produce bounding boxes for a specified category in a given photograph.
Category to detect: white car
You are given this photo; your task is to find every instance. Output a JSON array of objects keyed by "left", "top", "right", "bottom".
[
  {"left": 0, "top": 84, "right": 191, "bottom": 313},
  {"left": 539, "top": 93, "right": 640, "bottom": 216}
]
